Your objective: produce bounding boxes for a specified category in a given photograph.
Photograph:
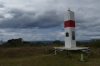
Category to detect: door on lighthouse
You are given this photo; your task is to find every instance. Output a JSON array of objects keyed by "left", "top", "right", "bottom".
[{"left": 72, "top": 31, "right": 75, "bottom": 40}]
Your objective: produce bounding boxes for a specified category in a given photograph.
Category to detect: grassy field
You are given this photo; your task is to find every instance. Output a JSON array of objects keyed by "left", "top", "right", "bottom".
[{"left": 0, "top": 46, "right": 100, "bottom": 66}]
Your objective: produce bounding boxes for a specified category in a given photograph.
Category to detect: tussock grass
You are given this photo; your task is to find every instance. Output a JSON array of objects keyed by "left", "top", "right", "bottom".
[{"left": 0, "top": 46, "right": 100, "bottom": 66}]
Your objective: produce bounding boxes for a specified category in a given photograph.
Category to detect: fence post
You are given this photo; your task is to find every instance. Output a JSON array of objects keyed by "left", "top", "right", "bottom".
[
  {"left": 55, "top": 50, "right": 56, "bottom": 55},
  {"left": 80, "top": 54, "right": 84, "bottom": 61}
]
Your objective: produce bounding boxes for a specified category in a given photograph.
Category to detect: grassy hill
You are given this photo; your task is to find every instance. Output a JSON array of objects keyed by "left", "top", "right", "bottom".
[
  {"left": 0, "top": 39, "right": 100, "bottom": 66},
  {"left": 0, "top": 47, "right": 100, "bottom": 66}
]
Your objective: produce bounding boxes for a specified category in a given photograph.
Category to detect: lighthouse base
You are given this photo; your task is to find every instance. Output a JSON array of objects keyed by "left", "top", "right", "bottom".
[
  {"left": 53, "top": 47, "right": 89, "bottom": 55},
  {"left": 54, "top": 47, "right": 89, "bottom": 51}
]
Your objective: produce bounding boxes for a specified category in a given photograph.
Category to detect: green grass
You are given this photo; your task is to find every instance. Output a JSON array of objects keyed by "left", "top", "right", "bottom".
[{"left": 0, "top": 47, "right": 100, "bottom": 66}]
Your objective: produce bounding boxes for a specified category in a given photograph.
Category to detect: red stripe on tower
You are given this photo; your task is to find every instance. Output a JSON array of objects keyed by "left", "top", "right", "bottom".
[{"left": 64, "top": 20, "right": 75, "bottom": 28}]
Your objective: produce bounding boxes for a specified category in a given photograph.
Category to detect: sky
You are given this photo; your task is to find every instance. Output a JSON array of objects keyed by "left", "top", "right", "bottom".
[{"left": 0, "top": 0, "right": 100, "bottom": 41}]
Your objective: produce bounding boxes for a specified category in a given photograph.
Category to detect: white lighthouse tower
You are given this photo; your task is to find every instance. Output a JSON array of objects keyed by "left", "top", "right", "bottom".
[
  {"left": 54, "top": 9, "right": 89, "bottom": 51},
  {"left": 64, "top": 9, "right": 76, "bottom": 48}
]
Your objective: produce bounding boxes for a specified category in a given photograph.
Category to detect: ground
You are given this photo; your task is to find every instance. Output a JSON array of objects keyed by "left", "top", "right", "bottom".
[{"left": 0, "top": 46, "right": 100, "bottom": 66}]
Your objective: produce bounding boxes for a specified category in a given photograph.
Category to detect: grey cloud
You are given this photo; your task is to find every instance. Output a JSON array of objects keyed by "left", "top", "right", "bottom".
[
  {"left": 9, "top": 9, "right": 24, "bottom": 18},
  {"left": 75, "top": 7, "right": 100, "bottom": 33},
  {"left": 0, "top": 15, "right": 4, "bottom": 18},
  {"left": 0, "top": 3, "right": 4, "bottom": 8},
  {"left": 0, "top": 9, "right": 62, "bottom": 28}
]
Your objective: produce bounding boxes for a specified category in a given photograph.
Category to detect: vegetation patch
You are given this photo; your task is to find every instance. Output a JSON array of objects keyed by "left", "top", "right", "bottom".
[{"left": 0, "top": 38, "right": 100, "bottom": 66}]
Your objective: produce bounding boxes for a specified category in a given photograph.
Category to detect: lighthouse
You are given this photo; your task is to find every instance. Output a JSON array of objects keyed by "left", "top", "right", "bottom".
[
  {"left": 64, "top": 9, "right": 76, "bottom": 48},
  {"left": 54, "top": 9, "right": 89, "bottom": 52}
]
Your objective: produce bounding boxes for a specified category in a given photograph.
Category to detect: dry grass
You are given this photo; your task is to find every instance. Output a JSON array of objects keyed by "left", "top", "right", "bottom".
[{"left": 0, "top": 46, "right": 100, "bottom": 66}]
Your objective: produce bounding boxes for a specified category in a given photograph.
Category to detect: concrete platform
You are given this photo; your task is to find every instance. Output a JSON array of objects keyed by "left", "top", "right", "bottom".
[{"left": 54, "top": 47, "right": 89, "bottom": 50}]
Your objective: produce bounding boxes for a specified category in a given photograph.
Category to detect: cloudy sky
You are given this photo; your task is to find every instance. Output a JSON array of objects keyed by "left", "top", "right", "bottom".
[{"left": 0, "top": 0, "right": 100, "bottom": 41}]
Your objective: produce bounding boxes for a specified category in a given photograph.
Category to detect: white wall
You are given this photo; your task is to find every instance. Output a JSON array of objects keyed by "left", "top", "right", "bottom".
[
  {"left": 64, "top": 10, "right": 76, "bottom": 48},
  {"left": 64, "top": 10, "right": 75, "bottom": 21},
  {"left": 65, "top": 27, "right": 76, "bottom": 48}
]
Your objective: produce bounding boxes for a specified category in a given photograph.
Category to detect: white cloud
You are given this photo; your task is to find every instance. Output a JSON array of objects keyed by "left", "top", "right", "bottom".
[{"left": 3, "top": 13, "right": 14, "bottom": 19}]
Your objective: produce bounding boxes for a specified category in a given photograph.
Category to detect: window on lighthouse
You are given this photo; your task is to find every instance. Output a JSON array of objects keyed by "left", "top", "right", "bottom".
[{"left": 66, "top": 32, "right": 69, "bottom": 37}]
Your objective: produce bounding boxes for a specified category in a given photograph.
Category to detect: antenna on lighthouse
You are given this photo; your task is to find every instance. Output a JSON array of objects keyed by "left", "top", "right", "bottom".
[{"left": 68, "top": 8, "right": 70, "bottom": 11}]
